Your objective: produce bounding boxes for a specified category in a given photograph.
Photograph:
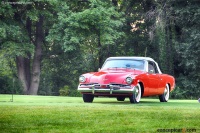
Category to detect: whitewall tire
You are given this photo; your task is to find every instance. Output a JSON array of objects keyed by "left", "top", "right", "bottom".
[
  {"left": 159, "top": 84, "right": 170, "bottom": 102},
  {"left": 129, "top": 83, "right": 141, "bottom": 104}
]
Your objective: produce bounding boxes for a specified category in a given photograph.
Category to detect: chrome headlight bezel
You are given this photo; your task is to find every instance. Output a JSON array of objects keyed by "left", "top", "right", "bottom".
[
  {"left": 79, "top": 75, "right": 86, "bottom": 83},
  {"left": 126, "top": 77, "right": 133, "bottom": 84}
]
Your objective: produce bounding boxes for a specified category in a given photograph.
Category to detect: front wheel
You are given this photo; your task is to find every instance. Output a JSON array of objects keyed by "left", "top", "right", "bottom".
[
  {"left": 159, "top": 84, "right": 170, "bottom": 102},
  {"left": 83, "top": 94, "right": 94, "bottom": 103},
  {"left": 129, "top": 83, "right": 141, "bottom": 104}
]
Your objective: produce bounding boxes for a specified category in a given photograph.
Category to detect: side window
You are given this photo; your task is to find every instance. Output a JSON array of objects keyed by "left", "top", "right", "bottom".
[{"left": 148, "top": 61, "right": 159, "bottom": 74}]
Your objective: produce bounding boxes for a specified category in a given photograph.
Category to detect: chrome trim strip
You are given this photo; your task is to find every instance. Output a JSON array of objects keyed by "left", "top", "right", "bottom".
[{"left": 78, "top": 85, "right": 135, "bottom": 94}]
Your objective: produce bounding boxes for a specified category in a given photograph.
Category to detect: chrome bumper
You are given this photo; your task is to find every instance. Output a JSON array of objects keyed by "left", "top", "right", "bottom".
[{"left": 78, "top": 84, "right": 135, "bottom": 94}]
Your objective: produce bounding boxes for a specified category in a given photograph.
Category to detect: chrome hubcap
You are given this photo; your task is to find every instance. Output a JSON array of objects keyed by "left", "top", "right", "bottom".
[
  {"left": 135, "top": 84, "right": 141, "bottom": 102},
  {"left": 164, "top": 85, "right": 169, "bottom": 101}
]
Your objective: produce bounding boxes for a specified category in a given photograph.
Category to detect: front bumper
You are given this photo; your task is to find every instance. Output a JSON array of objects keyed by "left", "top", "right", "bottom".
[{"left": 78, "top": 84, "right": 135, "bottom": 94}]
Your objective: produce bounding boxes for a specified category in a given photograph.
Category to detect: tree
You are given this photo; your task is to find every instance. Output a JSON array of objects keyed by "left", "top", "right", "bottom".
[
  {"left": 145, "top": 0, "right": 176, "bottom": 75},
  {"left": 0, "top": 1, "right": 61, "bottom": 95},
  {"left": 117, "top": 0, "right": 152, "bottom": 57},
  {"left": 172, "top": 0, "right": 200, "bottom": 98},
  {"left": 0, "top": 0, "right": 199, "bottom": 99},
  {"left": 48, "top": 0, "right": 124, "bottom": 69}
]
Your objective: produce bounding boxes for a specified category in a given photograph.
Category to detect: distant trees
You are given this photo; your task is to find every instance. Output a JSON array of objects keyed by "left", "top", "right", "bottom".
[
  {"left": 172, "top": 0, "right": 200, "bottom": 98},
  {"left": 0, "top": 0, "right": 199, "bottom": 98}
]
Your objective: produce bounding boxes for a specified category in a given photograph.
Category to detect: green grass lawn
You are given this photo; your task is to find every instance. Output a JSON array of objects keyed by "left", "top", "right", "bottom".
[{"left": 0, "top": 95, "right": 199, "bottom": 133}]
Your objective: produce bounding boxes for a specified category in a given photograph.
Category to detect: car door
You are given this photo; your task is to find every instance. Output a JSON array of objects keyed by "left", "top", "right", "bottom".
[{"left": 147, "top": 61, "right": 160, "bottom": 95}]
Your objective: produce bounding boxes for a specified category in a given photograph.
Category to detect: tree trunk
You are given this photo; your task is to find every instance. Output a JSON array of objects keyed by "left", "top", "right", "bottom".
[
  {"left": 29, "top": 15, "right": 44, "bottom": 95},
  {"left": 16, "top": 15, "right": 44, "bottom": 95},
  {"left": 16, "top": 56, "right": 29, "bottom": 94},
  {"left": 98, "top": 30, "right": 103, "bottom": 68}
]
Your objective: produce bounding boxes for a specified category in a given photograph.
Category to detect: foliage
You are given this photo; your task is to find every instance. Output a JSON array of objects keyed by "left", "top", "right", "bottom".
[
  {"left": 0, "top": 0, "right": 199, "bottom": 98},
  {"left": 0, "top": 0, "right": 68, "bottom": 94},
  {"left": 0, "top": 95, "right": 200, "bottom": 132},
  {"left": 172, "top": 0, "right": 200, "bottom": 99},
  {"left": 43, "top": 0, "right": 125, "bottom": 96},
  {"left": 47, "top": 0, "right": 124, "bottom": 68},
  {"left": 59, "top": 85, "right": 70, "bottom": 96}
]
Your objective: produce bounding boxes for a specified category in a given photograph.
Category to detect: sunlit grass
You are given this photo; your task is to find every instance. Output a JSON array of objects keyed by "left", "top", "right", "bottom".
[{"left": 0, "top": 95, "right": 199, "bottom": 133}]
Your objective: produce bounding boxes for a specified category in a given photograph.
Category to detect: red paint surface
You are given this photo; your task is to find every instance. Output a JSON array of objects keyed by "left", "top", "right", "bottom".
[{"left": 80, "top": 68, "right": 175, "bottom": 97}]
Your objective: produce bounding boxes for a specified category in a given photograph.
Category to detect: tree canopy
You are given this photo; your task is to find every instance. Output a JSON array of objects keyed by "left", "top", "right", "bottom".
[{"left": 0, "top": 0, "right": 199, "bottom": 99}]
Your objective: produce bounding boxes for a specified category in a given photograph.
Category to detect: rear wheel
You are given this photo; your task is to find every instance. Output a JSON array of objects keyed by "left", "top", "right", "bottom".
[
  {"left": 117, "top": 96, "right": 125, "bottom": 101},
  {"left": 159, "top": 84, "right": 170, "bottom": 102},
  {"left": 83, "top": 94, "right": 94, "bottom": 103},
  {"left": 129, "top": 83, "right": 141, "bottom": 104}
]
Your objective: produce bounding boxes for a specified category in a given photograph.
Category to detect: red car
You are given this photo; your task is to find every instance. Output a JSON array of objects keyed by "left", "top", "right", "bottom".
[{"left": 78, "top": 57, "right": 175, "bottom": 103}]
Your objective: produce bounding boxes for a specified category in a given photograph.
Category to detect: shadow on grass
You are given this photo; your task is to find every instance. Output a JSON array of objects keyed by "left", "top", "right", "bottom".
[
  {"left": 93, "top": 99, "right": 160, "bottom": 105},
  {"left": 92, "top": 98, "right": 199, "bottom": 107}
]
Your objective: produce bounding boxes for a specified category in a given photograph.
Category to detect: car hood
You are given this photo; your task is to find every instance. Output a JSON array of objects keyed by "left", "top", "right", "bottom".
[{"left": 84, "top": 69, "right": 144, "bottom": 84}]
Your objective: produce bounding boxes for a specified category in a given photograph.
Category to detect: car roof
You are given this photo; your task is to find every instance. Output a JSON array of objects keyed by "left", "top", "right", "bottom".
[{"left": 106, "top": 56, "right": 155, "bottom": 62}]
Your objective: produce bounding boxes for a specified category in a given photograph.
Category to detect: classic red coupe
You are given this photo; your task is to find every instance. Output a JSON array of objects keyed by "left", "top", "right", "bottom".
[{"left": 78, "top": 57, "right": 175, "bottom": 103}]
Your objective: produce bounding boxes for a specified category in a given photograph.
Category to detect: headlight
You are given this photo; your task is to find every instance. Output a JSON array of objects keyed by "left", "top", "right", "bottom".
[
  {"left": 126, "top": 77, "right": 133, "bottom": 84},
  {"left": 79, "top": 75, "right": 86, "bottom": 83}
]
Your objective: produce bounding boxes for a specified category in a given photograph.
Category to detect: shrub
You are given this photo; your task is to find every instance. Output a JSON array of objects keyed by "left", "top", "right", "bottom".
[{"left": 59, "top": 85, "right": 70, "bottom": 96}]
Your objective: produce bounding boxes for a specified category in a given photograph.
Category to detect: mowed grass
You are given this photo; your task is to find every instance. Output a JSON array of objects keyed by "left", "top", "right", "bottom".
[{"left": 0, "top": 95, "right": 199, "bottom": 133}]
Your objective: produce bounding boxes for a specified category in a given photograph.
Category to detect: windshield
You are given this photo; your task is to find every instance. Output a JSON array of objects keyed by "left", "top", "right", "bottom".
[{"left": 101, "top": 59, "right": 145, "bottom": 70}]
